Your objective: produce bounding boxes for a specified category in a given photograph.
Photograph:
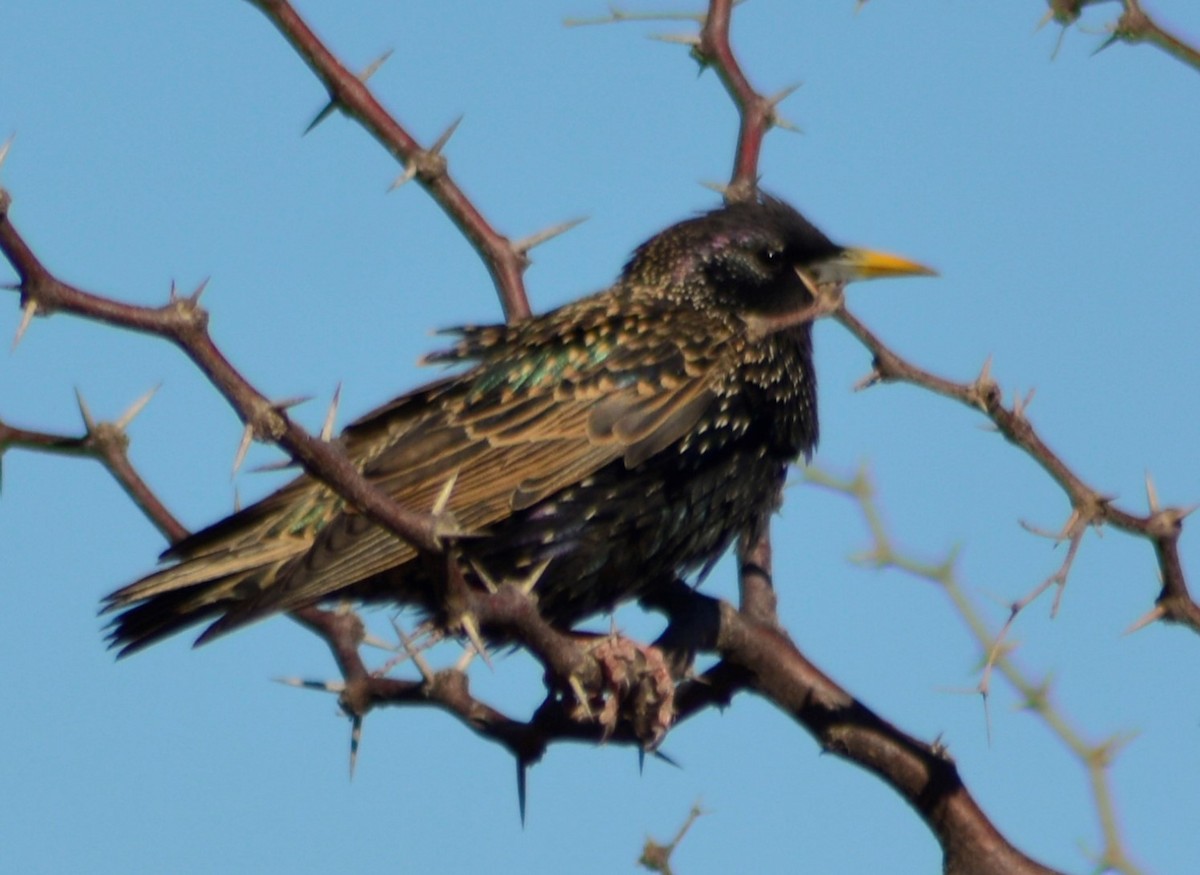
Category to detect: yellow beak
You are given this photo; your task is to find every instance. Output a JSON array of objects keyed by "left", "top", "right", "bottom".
[{"left": 808, "top": 247, "right": 938, "bottom": 284}]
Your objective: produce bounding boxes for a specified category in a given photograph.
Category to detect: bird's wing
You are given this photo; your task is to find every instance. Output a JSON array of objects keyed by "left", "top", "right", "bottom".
[
  {"left": 105, "top": 312, "right": 729, "bottom": 648},
  {"left": 232, "top": 317, "right": 726, "bottom": 620}
]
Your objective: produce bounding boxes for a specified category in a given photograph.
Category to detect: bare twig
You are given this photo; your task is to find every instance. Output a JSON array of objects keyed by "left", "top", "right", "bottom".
[
  {"left": 805, "top": 464, "right": 1146, "bottom": 875},
  {"left": 639, "top": 802, "right": 706, "bottom": 875}
]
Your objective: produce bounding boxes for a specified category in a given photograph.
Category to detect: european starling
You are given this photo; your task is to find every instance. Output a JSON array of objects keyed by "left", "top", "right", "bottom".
[{"left": 103, "top": 195, "right": 933, "bottom": 655}]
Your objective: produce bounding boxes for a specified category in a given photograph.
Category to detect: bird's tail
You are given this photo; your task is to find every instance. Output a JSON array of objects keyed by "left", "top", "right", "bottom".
[{"left": 101, "top": 537, "right": 309, "bottom": 657}]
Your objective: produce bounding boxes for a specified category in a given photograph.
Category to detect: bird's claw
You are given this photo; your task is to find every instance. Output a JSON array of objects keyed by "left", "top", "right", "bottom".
[{"left": 568, "top": 632, "right": 676, "bottom": 749}]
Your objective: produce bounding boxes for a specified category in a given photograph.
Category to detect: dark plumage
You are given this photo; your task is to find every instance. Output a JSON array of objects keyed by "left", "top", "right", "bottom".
[{"left": 103, "top": 195, "right": 933, "bottom": 656}]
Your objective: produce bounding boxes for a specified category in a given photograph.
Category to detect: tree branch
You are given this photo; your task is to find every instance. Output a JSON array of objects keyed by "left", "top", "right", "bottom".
[
  {"left": 834, "top": 306, "right": 1199, "bottom": 633},
  {"left": 245, "top": 0, "right": 534, "bottom": 321},
  {"left": 0, "top": 191, "right": 444, "bottom": 556},
  {"left": 1044, "top": 0, "right": 1200, "bottom": 71}
]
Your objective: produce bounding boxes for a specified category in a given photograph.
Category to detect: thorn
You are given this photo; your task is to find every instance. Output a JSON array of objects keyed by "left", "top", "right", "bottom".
[
  {"left": 391, "top": 119, "right": 460, "bottom": 189},
  {"left": 512, "top": 216, "right": 588, "bottom": 255},
  {"left": 361, "top": 632, "right": 397, "bottom": 652},
  {"left": 1124, "top": 604, "right": 1165, "bottom": 635},
  {"left": 458, "top": 613, "right": 493, "bottom": 669},
  {"left": 771, "top": 114, "right": 802, "bottom": 134},
  {"left": 430, "top": 115, "right": 464, "bottom": 155},
  {"left": 651, "top": 748, "right": 681, "bottom": 769},
  {"left": 638, "top": 747, "right": 645, "bottom": 775},
  {"left": 929, "top": 732, "right": 947, "bottom": 758},
  {"left": 1051, "top": 23, "right": 1069, "bottom": 60},
  {"left": 516, "top": 759, "right": 528, "bottom": 826},
  {"left": 1144, "top": 471, "right": 1160, "bottom": 513},
  {"left": 564, "top": 5, "right": 708, "bottom": 27},
  {"left": 360, "top": 48, "right": 395, "bottom": 81},
  {"left": 375, "top": 618, "right": 428, "bottom": 675},
  {"left": 517, "top": 558, "right": 552, "bottom": 595},
  {"left": 188, "top": 277, "right": 210, "bottom": 304},
  {"left": 432, "top": 508, "right": 472, "bottom": 541},
  {"left": 852, "top": 368, "right": 882, "bottom": 391},
  {"left": 1035, "top": 8, "right": 1056, "bottom": 32},
  {"left": 74, "top": 387, "right": 96, "bottom": 432},
  {"left": 977, "top": 354, "right": 993, "bottom": 386},
  {"left": 115, "top": 384, "right": 160, "bottom": 431},
  {"left": 248, "top": 457, "right": 300, "bottom": 474},
  {"left": 387, "top": 164, "right": 417, "bottom": 192},
  {"left": 971, "top": 354, "right": 997, "bottom": 411},
  {"left": 304, "top": 101, "right": 339, "bottom": 136},
  {"left": 12, "top": 297, "right": 37, "bottom": 350},
  {"left": 0, "top": 133, "right": 13, "bottom": 171},
  {"left": 763, "top": 84, "right": 801, "bottom": 129},
  {"left": 274, "top": 676, "right": 346, "bottom": 693},
  {"left": 1092, "top": 32, "right": 1121, "bottom": 56},
  {"left": 648, "top": 32, "right": 702, "bottom": 47},
  {"left": 431, "top": 468, "right": 460, "bottom": 516},
  {"left": 468, "top": 556, "right": 501, "bottom": 594},
  {"left": 396, "top": 624, "right": 436, "bottom": 683},
  {"left": 168, "top": 279, "right": 179, "bottom": 302},
  {"left": 699, "top": 180, "right": 728, "bottom": 196},
  {"left": 766, "top": 82, "right": 802, "bottom": 108},
  {"left": 320, "top": 382, "right": 342, "bottom": 442},
  {"left": 1013, "top": 386, "right": 1036, "bottom": 418},
  {"left": 349, "top": 713, "right": 363, "bottom": 779},
  {"left": 452, "top": 647, "right": 476, "bottom": 673},
  {"left": 305, "top": 49, "right": 395, "bottom": 135},
  {"left": 232, "top": 423, "right": 253, "bottom": 478},
  {"left": 1018, "top": 515, "right": 1068, "bottom": 542},
  {"left": 273, "top": 394, "right": 313, "bottom": 412}
]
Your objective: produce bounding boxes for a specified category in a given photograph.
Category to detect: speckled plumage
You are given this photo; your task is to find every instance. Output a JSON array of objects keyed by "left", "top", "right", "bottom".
[{"left": 104, "top": 196, "right": 915, "bottom": 656}]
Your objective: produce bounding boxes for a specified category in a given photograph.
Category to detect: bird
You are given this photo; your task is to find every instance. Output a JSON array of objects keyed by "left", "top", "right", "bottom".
[{"left": 102, "top": 195, "right": 934, "bottom": 656}]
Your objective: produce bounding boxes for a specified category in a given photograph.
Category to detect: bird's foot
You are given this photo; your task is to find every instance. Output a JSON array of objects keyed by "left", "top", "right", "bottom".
[{"left": 571, "top": 631, "right": 676, "bottom": 750}]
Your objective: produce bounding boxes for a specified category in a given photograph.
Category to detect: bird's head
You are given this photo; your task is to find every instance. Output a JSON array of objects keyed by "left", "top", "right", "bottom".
[{"left": 622, "top": 195, "right": 935, "bottom": 328}]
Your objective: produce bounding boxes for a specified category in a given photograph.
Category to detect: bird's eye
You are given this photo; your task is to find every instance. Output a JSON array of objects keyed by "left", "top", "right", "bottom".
[{"left": 759, "top": 248, "right": 783, "bottom": 268}]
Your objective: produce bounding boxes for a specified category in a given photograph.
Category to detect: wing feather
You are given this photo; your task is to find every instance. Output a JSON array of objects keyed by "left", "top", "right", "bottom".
[
  {"left": 249, "top": 352, "right": 723, "bottom": 614},
  {"left": 108, "top": 305, "right": 737, "bottom": 647}
]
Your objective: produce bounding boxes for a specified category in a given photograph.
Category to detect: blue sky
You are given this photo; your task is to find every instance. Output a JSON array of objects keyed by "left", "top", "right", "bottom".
[{"left": 2, "top": 2, "right": 1198, "bottom": 873}]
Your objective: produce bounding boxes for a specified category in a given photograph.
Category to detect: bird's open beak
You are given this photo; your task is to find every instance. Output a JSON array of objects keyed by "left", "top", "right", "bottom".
[{"left": 807, "top": 247, "right": 938, "bottom": 285}]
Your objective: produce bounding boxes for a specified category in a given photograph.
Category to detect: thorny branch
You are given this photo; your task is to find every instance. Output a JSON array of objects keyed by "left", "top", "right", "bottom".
[
  {"left": 835, "top": 308, "right": 1200, "bottom": 634},
  {"left": 1043, "top": 0, "right": 1200, "bottom": 71},
  {"left": 0, "top": 394, "right": 187, "bottom": 544},
  {"left": 0, "top": 192, "right": 444, "bottom": 557},
  {"left": 245, "top": 0, "right": 535, "bottom": 321},
  {"left": 3, "top": 2, "right": 1193, "bottom": 873}
]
